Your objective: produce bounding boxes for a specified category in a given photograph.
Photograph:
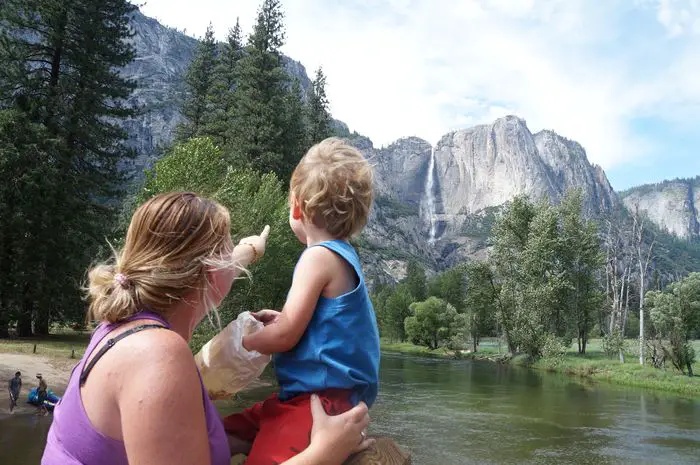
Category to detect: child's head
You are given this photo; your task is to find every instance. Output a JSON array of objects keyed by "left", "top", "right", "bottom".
[
  {"left": 289, "top": 138, "right": 374, "bottom": 243},
  {"left": 15, "top": 371, "right": 21, "bottom": 378},
  {"left": 87, "top": 192, "right": 235, "bottom": 325}
]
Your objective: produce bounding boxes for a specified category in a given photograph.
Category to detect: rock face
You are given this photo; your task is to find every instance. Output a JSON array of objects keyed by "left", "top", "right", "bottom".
[
  {"left": 621, "top": 178, "right": 700, "bottom": 239},
  {"left": 431, "top": 116, "right": 618, "bottom": 239},
  {"left": 119, "top": 11, "right": 198, "bottom": 175},
  {"left": 353, "top": 116, "right": 621, "bottom": 283},
  {"left": 120, "top": 10, "right": 312, "bottom": 178}
]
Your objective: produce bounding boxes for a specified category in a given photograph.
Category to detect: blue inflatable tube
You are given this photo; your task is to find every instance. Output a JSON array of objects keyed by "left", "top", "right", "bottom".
[{"left": 27, "top": 387, "right": 60, "bottom": 411}]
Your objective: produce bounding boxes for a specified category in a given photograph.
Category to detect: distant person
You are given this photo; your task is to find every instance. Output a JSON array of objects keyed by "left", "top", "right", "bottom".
[
  {"left": 8, "top": 371, "right": 22, "bottom": 413},
  {"left": 225, "top": 138, "right": 381, "bottom": 465},
  {"left": 36, "top": 373, "right": 48, "bottom": 416},
  {"left": 42, "top": 192, "right": 372, "bottom": 465}
]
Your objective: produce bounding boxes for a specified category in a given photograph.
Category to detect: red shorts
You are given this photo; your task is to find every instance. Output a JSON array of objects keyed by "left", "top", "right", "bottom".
[{"left": 223, "top": 389, "right": 354, "bottom": 465}]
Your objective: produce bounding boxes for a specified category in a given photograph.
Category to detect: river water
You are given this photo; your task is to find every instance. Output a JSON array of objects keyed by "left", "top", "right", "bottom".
[{"left": 3, "top": 353, "right": 699, "bottom": 464}]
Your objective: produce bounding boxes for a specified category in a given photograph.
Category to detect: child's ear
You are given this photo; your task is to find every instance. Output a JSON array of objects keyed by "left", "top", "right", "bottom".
[{"left": 292, "top": 200, "right": 303, "bottom": 220}]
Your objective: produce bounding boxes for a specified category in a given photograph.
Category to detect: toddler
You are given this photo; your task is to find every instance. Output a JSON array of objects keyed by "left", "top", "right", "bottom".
[{"left": 223, "top": 138, "right": 380, "bottom": 464}]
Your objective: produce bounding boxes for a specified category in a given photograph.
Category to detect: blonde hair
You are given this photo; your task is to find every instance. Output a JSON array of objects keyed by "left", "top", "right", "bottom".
[
  {"left": 86, "top": 192, "right": 233, "bottom": 323},
  {"left": 290, "top": 138, "right": 374, "bottom": 239}
]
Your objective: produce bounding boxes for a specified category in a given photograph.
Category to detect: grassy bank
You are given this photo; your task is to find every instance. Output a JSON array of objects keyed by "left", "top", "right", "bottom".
[
  {"left": 0, "top": 327, "right": 90, "bottom": 359},
  {"left": 381, "top": 340, "right": 456, "bottom": 358},
  {"left": 382, "top": 338, "right": 700, "bottom": 397}
]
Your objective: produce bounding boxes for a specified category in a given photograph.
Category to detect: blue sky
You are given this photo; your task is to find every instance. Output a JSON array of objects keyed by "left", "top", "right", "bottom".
[{"left": 140, "top": 0, "right": 700, "bottom": 191}]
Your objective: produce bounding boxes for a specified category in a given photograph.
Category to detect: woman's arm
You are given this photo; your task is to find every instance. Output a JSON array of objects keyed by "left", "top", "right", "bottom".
[
  {"left": 120, "top": 331, "right": 213, "bottom": 465},
  {"left": 281, "top": 395, "right": 373, "bottom": 465},
  {"left": 231, "top": 225, "right": 270, "bottom": 278}
]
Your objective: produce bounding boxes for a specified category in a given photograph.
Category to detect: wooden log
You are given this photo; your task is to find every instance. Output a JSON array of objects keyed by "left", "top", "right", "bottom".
[{"left": 345, "top": 437, "right": 411, "bottom": 465}]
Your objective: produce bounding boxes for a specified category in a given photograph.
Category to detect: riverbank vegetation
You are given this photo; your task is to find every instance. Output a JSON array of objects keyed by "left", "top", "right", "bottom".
[
  {"left": 373, "top": 193, "right": 700, "bottom": 396},
  {"left": 382, "top": 338, "right": 700, "bottom": 396}
]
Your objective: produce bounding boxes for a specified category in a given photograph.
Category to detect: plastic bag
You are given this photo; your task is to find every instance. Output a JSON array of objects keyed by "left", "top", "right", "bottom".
[{"left": 194, "top": 311, "right": 271, "bottom": 399}]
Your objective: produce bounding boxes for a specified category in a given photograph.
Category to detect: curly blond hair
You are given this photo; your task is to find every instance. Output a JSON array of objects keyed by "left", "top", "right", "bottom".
[{"left": 290, "top": 138, "right": 374, "bottom": 239}]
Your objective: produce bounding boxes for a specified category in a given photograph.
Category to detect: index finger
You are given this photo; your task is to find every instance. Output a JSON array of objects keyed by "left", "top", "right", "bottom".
[{"left": 260, "top": 225, "right": 270, "bottom": 240}]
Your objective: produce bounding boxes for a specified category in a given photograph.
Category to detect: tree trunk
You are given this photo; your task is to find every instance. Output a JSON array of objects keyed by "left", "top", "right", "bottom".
[
  {"left": 639, "top": 269, "right": 645, "bottom": 366},
  {"left": 621, "top": 270, "right": 631, "bottom": 335},
  {"left": 34, "top": 307, "right": 50, "bottom": 336},
  {"left": 17, "top": 302, "right": 33, "bottom": 337},
  {"left": 472, "top": 336, "right": 477, "bottom": 353}
]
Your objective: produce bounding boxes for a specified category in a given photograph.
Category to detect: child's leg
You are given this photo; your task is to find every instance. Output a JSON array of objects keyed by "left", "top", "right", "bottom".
[
  {"left": 244, "top": 390, "right": 354, "bottom": 465},
  {"left": 222, "top": 396, "right": 268, "bottom": 443}
]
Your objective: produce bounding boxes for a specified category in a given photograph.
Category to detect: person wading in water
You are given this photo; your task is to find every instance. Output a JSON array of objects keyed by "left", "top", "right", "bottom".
[
  {"left": 8, "top": 371, "right": 22, "bottom": 414},
  {"left": 36, "top": 374, "right": 48, "bottom": 416}
]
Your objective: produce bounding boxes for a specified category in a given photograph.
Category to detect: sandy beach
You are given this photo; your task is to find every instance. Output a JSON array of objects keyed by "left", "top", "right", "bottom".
[{"left": 0, "top": 353, "right": 74, "bottom": 418}]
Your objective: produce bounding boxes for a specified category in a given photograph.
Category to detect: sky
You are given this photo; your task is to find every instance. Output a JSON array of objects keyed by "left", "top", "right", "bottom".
[{"left": 139, "top": 0, "right": 700, "bottom": 191}]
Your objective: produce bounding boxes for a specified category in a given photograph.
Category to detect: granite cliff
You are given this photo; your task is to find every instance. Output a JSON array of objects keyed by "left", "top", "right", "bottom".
[
  {"left": 621, "top": 178, "right": 700, "bottom": 240},
  {"left": 119, "top": 11, "right": 698, "bottom": 286}
]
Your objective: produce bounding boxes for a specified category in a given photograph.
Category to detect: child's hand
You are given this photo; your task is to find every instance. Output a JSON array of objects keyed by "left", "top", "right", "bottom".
[{"left": 252, "top": 310, "right": 281, "bottom": 326}]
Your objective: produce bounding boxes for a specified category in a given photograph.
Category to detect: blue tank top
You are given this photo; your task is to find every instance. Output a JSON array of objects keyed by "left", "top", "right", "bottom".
[{"left": 273, "top": 240, "right": 380, "bottom": 407}]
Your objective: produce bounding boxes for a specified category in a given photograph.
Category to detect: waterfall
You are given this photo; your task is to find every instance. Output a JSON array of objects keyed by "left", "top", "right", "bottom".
[{"left": 424, "top": 147, "right": 437, "bottom": 242}]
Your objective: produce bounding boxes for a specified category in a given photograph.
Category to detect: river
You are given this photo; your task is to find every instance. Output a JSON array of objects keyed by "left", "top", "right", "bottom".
[{"left": 2, "top": 353, "right": 699, "bottom": 464}]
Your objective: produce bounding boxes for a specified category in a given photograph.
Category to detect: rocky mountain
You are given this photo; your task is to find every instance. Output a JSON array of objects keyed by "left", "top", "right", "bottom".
[
  {"left": 620, "top": 177, "right": 700, "bottom": 239},
  {"left": 119, "top": 10, "right": 312, "bottom": 178},
  {"left": 118, "top": 11, "right": 697, "bottom": 286},
  {"left": 432, "top": 116, "right": 618, "bottom": 236},
  {"left": 356, "top": 116, "right": 620, "bottom": 284}
]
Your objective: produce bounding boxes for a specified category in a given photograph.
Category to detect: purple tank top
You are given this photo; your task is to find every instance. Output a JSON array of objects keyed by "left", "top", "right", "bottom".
[{"left": 42, "top": 311, "right": 231, "bottom": 465}]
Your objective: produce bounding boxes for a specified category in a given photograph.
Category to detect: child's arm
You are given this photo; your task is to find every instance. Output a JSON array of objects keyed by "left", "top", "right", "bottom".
[{"left": 243, "top": 247, "right": 332, "bottom": 355}]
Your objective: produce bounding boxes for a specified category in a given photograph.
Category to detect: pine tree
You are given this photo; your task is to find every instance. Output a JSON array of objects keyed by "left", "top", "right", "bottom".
[
  {"left": 228, "top": 0, "right": 305, "bottom": 180},
  {"left": 0, "top": 0, "right": 137, "bottom": 335},
  {"left": 281, "top": 79, "right": 310, "bottom": 172},
  {"left": 179, "top": 23, "right": 218, "bottom": 141},
  {"left": 206, "top": 19, "right": 243, "bottom": 145},
  {"left": 404, "top": 260, "right": 427, "bottom": 301},
  {"left": 306, "top": 67, "right": 333, "bottom": 144}
]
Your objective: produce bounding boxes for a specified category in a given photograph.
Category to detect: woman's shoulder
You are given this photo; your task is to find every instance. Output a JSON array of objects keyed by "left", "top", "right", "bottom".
[{"left": 104, "top": 323, "right": 198, "bottom": 391}]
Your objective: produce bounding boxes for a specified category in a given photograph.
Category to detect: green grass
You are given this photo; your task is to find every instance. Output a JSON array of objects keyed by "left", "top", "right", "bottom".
[
  {"left": 381, "top": 337, "right": 510, "bottom": 362},
  {"left": 0, "top": 327, "right": 90, "bottom": 359},
  {"left": 382, "top": 337, "right": 700, "bottom": 397},
  {"left": 528, "top": 354, "right": 700, "bottom": 398},
  {"left": 527, "top": 338, "right": 700, "bottom": 397},
  {"left": 381, "top": 339, "right": 455, "bottom": 358}
]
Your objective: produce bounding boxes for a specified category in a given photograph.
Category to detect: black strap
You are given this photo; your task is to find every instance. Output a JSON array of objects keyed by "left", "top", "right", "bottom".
[{"left": 79, "top": 324, "right": 166, "bottom": 386}]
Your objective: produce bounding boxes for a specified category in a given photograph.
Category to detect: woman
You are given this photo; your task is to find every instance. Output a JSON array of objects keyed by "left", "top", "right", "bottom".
[{"left": 42, "top": 192, "right": 372, "bottom": 465}]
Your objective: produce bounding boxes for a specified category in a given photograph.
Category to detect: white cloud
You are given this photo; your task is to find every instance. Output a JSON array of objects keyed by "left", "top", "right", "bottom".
[
  {"left": 651, "top": 0, "right": 700, "bottom": 36},
  {"left": 139, "top": 0, "right": 700, "bottom": 170}
]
